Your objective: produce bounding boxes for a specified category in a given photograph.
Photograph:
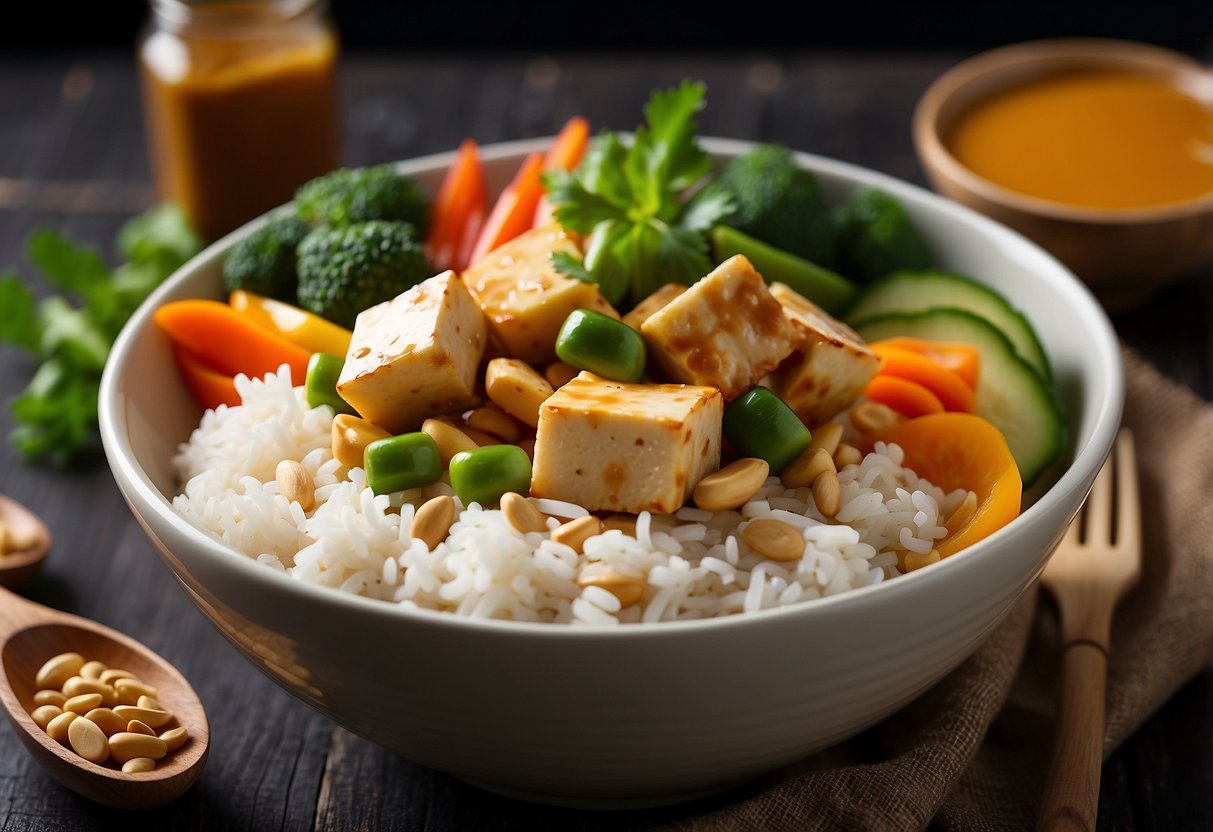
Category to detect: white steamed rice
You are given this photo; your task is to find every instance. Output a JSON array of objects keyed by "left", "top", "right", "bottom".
[{"left": 172, "top": 367, "right": 971, "bottom": 626}]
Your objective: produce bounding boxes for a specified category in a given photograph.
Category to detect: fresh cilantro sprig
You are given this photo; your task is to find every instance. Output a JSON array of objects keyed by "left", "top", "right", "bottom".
[
  {"left": 542, "top": 81, "right": 733, "bottom": 307},
  {"left": 0, "top": 205, "right": 200, "bottom": 465}
]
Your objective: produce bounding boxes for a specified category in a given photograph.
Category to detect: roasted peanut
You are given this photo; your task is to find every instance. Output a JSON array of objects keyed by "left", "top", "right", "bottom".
[
  {"left": 693, "top": 458, "right": 770, "bottom": 511},
  {"left": 551, "top": 516, "right": 604, "bottom": 554},
  {"left": 410, "top": 495, "right": 456, "bottom": 550},
  {"left": 501, "top": 492, "right": 547, "bottom": 534},
  {"left": 332, "top": 414, "right": 390, "bottom": 469},
  {"left": 421, "top": 419, "right": 479, "bottom": 466},
  {"left": 484, "top": 358, "right": 553, "bottom": 429},
  {"left": 743, "top": 518, "right": 806, "bottom": 561},
  {"left": 276, "top": 460, "right": 315, "bottom": 511}
]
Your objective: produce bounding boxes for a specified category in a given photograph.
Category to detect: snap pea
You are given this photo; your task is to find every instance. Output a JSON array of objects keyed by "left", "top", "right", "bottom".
[
  {"left": 364, "top": 433, "right": 443, "bottom": 494},
  {"left": 448, "top": 445, "right": 533, "bottom": 507},
  {"left": 555, "top": 309, "right": 646, "bottom": 383},
  {"left": 305, "top": 352, "right": 356, "bottom": 415},
  {"left": 722, "top": 387, "right": 812, "bottom": 473}
]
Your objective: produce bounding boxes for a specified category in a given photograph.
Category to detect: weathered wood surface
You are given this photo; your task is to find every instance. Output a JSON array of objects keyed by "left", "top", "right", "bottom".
[{"left": 0, "top": 51, "right": 1210, "bottom": 830}]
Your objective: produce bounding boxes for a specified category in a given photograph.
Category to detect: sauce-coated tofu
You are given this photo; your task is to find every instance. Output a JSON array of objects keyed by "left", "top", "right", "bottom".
[
  {"left": 621, "top": 283, "right": 686, "bottom": 330},
  {"left": 337, "top": 271, "right": 486, "bottom": 434},
  {"left": 768, "top": 282, "right": 880, "bottom": 426},
  {"left": 461, "top": 224, "right": 619, "bottom": 365},
  {"left": 640, "top": 255, "right": 797, "bottom": 400},
  {"left": 531, "top": 373, "right": 722, "bottom": 515}
]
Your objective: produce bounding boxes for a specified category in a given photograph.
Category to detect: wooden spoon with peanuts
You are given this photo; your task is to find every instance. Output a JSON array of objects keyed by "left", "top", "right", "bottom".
[
  {"left": 0, "top": 494, "right": 51, "bottom": 590},
  {"left": 0, "top": 494, "right": 208, "bottom": 808}
]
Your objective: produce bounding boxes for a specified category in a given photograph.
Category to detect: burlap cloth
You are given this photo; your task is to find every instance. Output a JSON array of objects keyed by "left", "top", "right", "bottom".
[{"left": 649, "top": 346, "right": 1213, "bottom": 831}]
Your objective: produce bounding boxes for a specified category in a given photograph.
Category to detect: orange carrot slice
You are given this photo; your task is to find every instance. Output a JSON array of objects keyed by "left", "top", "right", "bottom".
[
  {"left": 230, "top": 290, "right": 352, "bottom": 357},
  {"left": 871, "top": 336, "right": 981, "bottom": 390},
  {"left": 467, "top": 152, "right": 545, "bottom": 266},
  {"left": 172, "top": 343, "right": 240, "bottom": 411},
  {"left": 533, "top": 116, "right": 591, "bottom": 227},
  {"left": 865, "top": 375, "right": 945, "bottom": 418},
  {"left": 426, "top": 139, "right": 488, "bottom": 272},
  {"left": 870, "top": 343, "right": 975, "bottom": 413},
  {"left": 154, "top": 299, "right": 312, "bottom": 381},
  {"left": 867, "top": 412, "right": 1021, "bottom": 557}
]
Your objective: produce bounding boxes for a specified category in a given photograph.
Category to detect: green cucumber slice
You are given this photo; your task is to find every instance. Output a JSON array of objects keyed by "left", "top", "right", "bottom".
[
  {"left": 710, "top": 225, "right": 858, "bottom": 315},
  {"left": 853, "top": 309, "right": 1063, "bottom": 487},
  {"left": 845, "top": 270, "right": 1052, "bottom": 381}
]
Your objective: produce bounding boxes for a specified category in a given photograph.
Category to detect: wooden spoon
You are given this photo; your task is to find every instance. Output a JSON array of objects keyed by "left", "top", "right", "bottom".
[
  {"left": 0, "top": 494, "right": 51, "bottom": 590},
  {"left": 0, "top": 498, "right": 209, "bottom": 808}
]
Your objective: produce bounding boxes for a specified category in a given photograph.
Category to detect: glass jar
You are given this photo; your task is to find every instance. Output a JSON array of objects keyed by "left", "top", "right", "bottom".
[{"left": 138, "top": 0, "right": 340, "bottom": 241}]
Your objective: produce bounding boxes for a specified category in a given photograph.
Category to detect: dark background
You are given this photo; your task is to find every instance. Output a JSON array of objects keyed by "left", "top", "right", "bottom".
[{"left": 3, "top": 0, "right": 1213, "bottom": 55}]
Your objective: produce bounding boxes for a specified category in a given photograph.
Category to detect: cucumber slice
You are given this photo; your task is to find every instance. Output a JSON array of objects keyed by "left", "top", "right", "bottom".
[
  {"left": 845, "top": 270, "right": 1052, "bottom": 381},
  {"left": 711, "top": 225, "right": 857, "bottom": 315},
  {"left": 853, "top": 309, "right": 1063, "bottom": 487}
]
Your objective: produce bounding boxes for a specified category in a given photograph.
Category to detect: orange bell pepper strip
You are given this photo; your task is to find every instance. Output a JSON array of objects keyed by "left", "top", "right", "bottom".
[
  {"left": 426, "top": 139, "right": 488, "bottom": 272},
  {"left": 870, "top": 343, "right": 975, "bottom": 413},
  {"left": 172, "top": 343, "right": 240, "bottom": 411},
  {"left": 154, "top": 299, "right": 312, "bottom": 382},
  {"left": 865, "top": 375, "right": 945, "bottom": 418},
  {"left": 870, "top": 336, "right": 981, "bottom": 390},
  {"left": 865, "top": 412, "right": 1021, "bottom": 557},
  {"left": 533, "top": 116, "right": 591, "bottom": 228},
  {"left": 467, "top": 151, "right": 546, "bottom": 267},
  {"left": 229, "top": 290, "right": 352, "bottom": 357}
]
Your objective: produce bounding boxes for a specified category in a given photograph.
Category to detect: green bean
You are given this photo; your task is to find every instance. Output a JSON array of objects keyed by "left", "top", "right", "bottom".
[
  {"left": 722, "top": 387, "right": 812, "bottom": 473},
  {"left": 305, "top": 352, "right": 356, "bottom": 415},
  {"left": 448, "top": 445, "right": 532, "bottom": 507},
  {"left": 555, "top": 309, "right": 646, "bottom": 383},
  {"left": 364, "top": 433, "right": 442, "bottom": 494}
]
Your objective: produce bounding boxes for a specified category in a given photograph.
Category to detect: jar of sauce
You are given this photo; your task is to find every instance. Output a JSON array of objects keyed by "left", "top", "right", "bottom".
[{"left": 139, "top": 0, "right": 340, "bottom": 241}]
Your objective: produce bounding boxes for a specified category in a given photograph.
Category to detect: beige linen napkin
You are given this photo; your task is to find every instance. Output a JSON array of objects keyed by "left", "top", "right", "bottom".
[{"left": 652, "top": 347, "right": 1213, "bottom": 831}]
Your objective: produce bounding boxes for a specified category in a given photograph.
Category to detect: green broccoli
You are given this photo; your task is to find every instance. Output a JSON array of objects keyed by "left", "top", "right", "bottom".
[
  {"left": 295, "top": 165, "right": 429, "bottom": 229},
  {"left": 833, "top": 187, "right": 932, "bottom": 283},
  {"left": 296, "top": 220, "right": 432, "bottom": 328},
  {"left": 222, "top": 213, "right": 311, "bottom": 301},
  {"left": 708, "top": 144, "right": 836, "bottom": 267}
]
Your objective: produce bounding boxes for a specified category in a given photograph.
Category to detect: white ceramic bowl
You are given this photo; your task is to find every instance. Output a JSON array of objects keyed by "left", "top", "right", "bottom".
[{"left": 99, "top": 138, "right": 1123, "bottom": 808}]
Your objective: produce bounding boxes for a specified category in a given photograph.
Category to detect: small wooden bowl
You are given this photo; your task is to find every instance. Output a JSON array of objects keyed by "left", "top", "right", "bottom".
[{"left": 913, "top": 39, "right": 1213, "bottom": 311}]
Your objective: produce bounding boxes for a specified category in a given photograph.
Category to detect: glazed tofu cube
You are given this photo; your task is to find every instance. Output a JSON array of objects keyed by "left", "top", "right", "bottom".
[
  {"left": 337, "top": 271, "right": 486, "bottom": 434},
  {"left": 640, "top": 255, "right": 797, "bottom": 400},
  {"left": 768, "top": 282, "right": 880, "bottom": 425},
  {"left": 461, "top": 224, "right": 619, "bottom": 365},
  {"left": 621, "top": 283, "right": 686, "bottom": 330},
  {"left": 531, "top": 372, "right": 722, "bottom": 515}
]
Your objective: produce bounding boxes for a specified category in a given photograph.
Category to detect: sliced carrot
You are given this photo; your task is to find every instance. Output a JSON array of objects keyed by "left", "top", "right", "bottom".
[
  {"left": 154, "top": 299, "right": 312, "bottom": 381},
  {"left": 467, "top": 151, "right": 546, "bottom": 267},
  {"left": 172, "top": 343, "right": 240, "bottom": 411},
  {"left": 870, "top": 344, "right": 975, "bottom": 413},
  {"left": 426, "top": 139, "right": 488, "bottom": 272},
  {"left": 866, "top": 413, "right": 1021, "bottom": 557},
  {"left": 865, "top": 375, "right": 945, "bottom": 418},
  {"left": 230, "top": 290, "right": 352, "bottom": 357},
  {"left": 871, "top": 336, "right": 981, "bottom": 390},
  {"left": 533, "top": 116, "right": 591, "bottom": 228}
]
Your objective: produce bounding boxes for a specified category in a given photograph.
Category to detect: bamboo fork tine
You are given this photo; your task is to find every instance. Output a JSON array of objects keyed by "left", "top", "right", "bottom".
[
  {"left": 1115, "top": 431, "right": 1141, "bottom": 557},
  {"left": 1083, "top": 446, "right": 1116, "bottom": 547}
]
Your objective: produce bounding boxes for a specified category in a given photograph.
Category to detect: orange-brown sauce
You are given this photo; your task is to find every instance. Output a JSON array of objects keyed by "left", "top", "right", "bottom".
[{"left": 946, "top": 69, "right": 1213, "bottom": 209}]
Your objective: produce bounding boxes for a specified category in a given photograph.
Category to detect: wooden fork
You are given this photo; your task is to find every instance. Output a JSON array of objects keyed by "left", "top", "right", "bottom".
[{"left": 1037, "top": 429, "right": 1142, "bottom": 832}]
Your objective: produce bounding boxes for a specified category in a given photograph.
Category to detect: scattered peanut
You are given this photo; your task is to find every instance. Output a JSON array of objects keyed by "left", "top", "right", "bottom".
[
  {"left": 544, "top": 361, "right": 580, "bottom": 389},
  {"left": 62, "top": 676, "right": 112, "bottom": 702},
  {"left": 46, "top": 711, "right": 78, "bottom": 743},
  {"left": 781, "top": 447, "right": 836, "bottom": 489},
  {"left": 79, "top": 660, "right": 107, "bottom": 680},
  {"left": 113, "top": 678, "right": 158, "bottom": 705},
  {"left": 501, "top": 492, "right": 547, "bottom": 534},
  {"left": 64, "top": 693, "right": 103, "bottom": 715},
  {"left": 33, "top": 689, "right": 66, "bottom": 708},
  {"left": 410, "top": 495, "right": 456, "bottom": 550},
  {"left": 84, "top": 708, "right": 126, "bottom": 737},
  {"left": 99, "top": 668, "right": 136, "bottom": 686},
  {"left": 122, "top": 757, "right": 156, "bottom": 774},
  {"left": 276, "top": 460, "right": 315, "bottom": 511},
  {"left": 466, "top": 405, "right": 522, "bottom": 444},
  {"left": 35, "top": 652, "right": 84, "bottom": 690},
  {"left": 851, "top": 401, "right": 901, "bottom": 434},
  {"left": 159, "top": 726, "right": 189, "bottom": 752},
  {"left": 421, "top": 418, "right": 479, "bottom": 466},
  {"left": 108, "top": 732, "right": 168, "bottom": 765},
  {"left": 137, "top": 695, "right": 163, "bottom": 711},
  {"left": 113, "top": 705, "right": 173, "bottom": 730},
  {"left": 944, "top": 492, "right": 978, "bottom": 538},
  {"left": 577, "top": 567, "right": 646, "bottom": 608},
  {"left": 127, "top": 720, "right": 156, "bottom": 737},
  {"left": 808, "top": 422, "right": 845, "bottom": 457},
  {"left": 743, "top": 518, "right": 806, "bottom": 561},
  {"left": 68, "top": 715, "right": 109, "bottom": 764},
  {"left": 484, "top": 358, "right": 553, "bottom": 429},
  {"left": 693, "top": 458, "right": 770, "bottom": 511},
  {"left": 603, "top": 514, "right": 637, "bottom": 535},
  {"left": 458, "top": 426, "right": 501, "bottom": 446},
  {"left": 812, "top": 469, "right": 842, "bottom": 518},
  {"left": 551, "top": 515, "right": 604, "bottom": 554},
  {"left": 331, "top": 414, "right": 390, "bottom": 469},
  {"left": 834, "top": 442, "right": 863, "bottom": 469},
  {"left": 904, "top": 548, "right": 942, "bottom": 572},
  {"left": 31, "top": 704, "right": 62, "bottom": 729}
]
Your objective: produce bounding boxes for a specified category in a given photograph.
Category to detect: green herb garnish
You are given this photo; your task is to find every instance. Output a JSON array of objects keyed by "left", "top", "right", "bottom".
[
  {"left": 0, "top": 205, "right": 201, "bottom": 465},
  {"left": 542, "top": 81, "right": 733, "bottom": 308}
]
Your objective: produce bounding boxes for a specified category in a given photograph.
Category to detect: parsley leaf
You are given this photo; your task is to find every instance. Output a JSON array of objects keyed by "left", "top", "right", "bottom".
[{"left": 542, "top": 81, "right": 732, "bottom": 308}]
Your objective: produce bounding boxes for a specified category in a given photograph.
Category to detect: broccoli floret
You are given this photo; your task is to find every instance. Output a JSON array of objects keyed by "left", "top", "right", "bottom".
[
  {"left": 833, "top": 187, "right": 932, "bottom": 283},
  {"left": 710, "top": 144, "right": 835, "bottom": 267},
  {"left": 222, "top": 213, "right": 311, "bottom": 301},
  {"left": 295, "top": 165, "right": 429, "bottom": 229},
  {"left": 296, "top": 220, "right": 431, "bottom": 328}
]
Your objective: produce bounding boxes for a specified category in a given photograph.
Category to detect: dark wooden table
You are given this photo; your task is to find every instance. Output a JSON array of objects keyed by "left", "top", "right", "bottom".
[{"left": 1, "top": 49, "right": 1210, "bottom": 831}]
